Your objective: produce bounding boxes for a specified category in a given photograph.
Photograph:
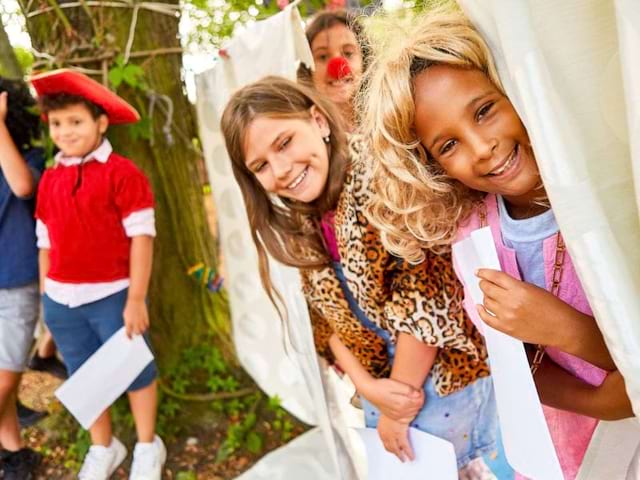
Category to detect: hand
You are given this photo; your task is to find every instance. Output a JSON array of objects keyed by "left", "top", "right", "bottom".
[
  {"left": 361, "top": 377, "right": 424, "bottom": 422},
  {"left": 476, "top": 269, "right": 572, "bottom": 346},
  {"left": 123, "top": 298, "right": 149, "bottom": 338},
  {"left": 377, "top": 414, "right": 414, "bottom": 462},
  {"left": 0, "top": 92, "right": 7, "bottom": 122}
]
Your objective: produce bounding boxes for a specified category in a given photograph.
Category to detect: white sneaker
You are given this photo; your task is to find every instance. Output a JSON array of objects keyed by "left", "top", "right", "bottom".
[
  {"left": 129, "top": 435, "right": 166, "bottom": 480},
  {"left": 78, "top": 437, "right": 127, "bottom": 480}
]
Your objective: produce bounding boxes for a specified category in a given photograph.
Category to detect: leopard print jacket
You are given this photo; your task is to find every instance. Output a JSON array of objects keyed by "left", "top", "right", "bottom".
[{"left": 302, "top": 135, "right": 490, "bottom": 395}]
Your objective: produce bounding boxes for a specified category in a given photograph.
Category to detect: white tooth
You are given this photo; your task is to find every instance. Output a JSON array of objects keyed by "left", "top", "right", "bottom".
[
  {"left": 493, "top": 149, "right": 516, "bottom": 175},
  {"left": 288, "top": 168, "right": 307, "bottom": 189}
]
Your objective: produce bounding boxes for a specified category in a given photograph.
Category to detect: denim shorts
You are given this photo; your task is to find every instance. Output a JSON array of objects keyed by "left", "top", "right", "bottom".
[
  {"left": 0, "top": 282, "right": 39, "bottom": 372},
  {"left": 362, "top": 375, "right": 497, "bottom": 469},
  {"left": 333, "top": 262, "right": 498, "bottom": 469},
  {"left": 42, "top": 288, "right": 157, "bottom": 392}
]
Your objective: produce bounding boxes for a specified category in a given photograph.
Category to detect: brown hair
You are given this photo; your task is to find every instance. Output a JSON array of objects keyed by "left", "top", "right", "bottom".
[
  {"left": 40, "top": 93, "right": 106, "bottom": 120},
  {"left": 220, "top": 76, "right": 348, "bottom": 316},
  {"left": 297, "top": 10, "right": 369, "bottom": 83}
]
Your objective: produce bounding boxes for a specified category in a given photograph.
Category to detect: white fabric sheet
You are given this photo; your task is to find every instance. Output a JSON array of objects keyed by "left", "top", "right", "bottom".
[{"left": 458, "top": 0, "right": 640, "bottom": 476}]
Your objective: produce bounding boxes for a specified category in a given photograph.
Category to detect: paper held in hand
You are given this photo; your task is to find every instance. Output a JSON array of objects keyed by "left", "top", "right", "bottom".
[
  {"left": 352, "top": 427, "right": 457, "bottom": 480},
  {"left": 452, "top": 226, "right": 563, "bottom": 480},
  {"left": 55, "top": 327, "right": 154, "bottom": 429}
]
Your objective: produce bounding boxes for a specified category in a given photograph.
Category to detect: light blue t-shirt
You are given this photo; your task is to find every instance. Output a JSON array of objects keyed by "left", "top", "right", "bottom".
[{"left": 497, "top": 195, "right": 559, "bottom": 289}]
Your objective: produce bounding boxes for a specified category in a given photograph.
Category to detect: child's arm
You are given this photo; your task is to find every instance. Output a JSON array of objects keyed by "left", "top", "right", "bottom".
[
  {"left": 535, "top": 359, "right": 633, "bottom": 420},
  {"left": 328, "top": 334, "right": 423, "bottom": 421},
  {"left": 476, "top": 269, "right": 615, "bottom": 370},
  {"left": 38, "top": 249, "right": 50, "bottom": 294},
  {"left": 123, "top": 235, "right": 153, "bottom": 338},
  {"left": 377, "top": 333, "right": 437, "bottom": 462},
  {"left": 0, "top": 92, "right": 35, "bottom": 198}
]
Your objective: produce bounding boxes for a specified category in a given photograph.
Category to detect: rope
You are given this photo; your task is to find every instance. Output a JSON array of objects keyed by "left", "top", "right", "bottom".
[
  {"left": 26, "top": 1, "right": 180, "bottom": 19},
  {"left": 147, "top": 91, "right": 175, "bottom": 146}
]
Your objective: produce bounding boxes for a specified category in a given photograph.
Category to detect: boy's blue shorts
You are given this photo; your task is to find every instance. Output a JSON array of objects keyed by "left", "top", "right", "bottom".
[{"left": 42, "top": 288, "right": 157, "bottom": 392}]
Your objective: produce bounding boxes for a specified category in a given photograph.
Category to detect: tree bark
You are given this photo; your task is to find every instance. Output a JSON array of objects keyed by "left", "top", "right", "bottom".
[
  {"left": 0, "top": 19, "right": 22, "bottom": 79},
  {"left": 19, "top": 0, "right": 234, "bottom": 370}
]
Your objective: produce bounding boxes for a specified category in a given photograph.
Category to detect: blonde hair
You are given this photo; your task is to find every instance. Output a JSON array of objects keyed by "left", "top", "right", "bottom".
[
  {"left": 358, "top": 7, "right": 504, "bottom": 263},
  {"left": 220, "top": 76, "right": 348, "bottom": 318}
]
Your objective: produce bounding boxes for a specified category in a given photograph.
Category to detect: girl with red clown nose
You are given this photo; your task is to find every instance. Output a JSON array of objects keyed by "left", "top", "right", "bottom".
[{"left": 298, "top": 10, "right": 365, "bottom": 131}]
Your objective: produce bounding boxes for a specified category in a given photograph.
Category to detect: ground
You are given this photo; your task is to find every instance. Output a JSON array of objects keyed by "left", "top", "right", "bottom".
[{"left": 19, "top": 370, "right": 307, "bottom": 479}]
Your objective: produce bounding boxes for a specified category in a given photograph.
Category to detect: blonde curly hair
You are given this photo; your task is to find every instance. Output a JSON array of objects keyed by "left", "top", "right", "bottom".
[{"left": 357, "top": 6, "right": 504, "bottom": 263}]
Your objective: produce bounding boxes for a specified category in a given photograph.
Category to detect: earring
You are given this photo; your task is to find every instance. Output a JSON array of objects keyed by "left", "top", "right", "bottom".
[{"left": 323, "top": 135, "right": 330, "bottom": 144}]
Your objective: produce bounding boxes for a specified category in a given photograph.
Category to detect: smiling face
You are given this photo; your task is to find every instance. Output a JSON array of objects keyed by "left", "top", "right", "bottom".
[
  {"left": 48, "top": 103, "right": 108, "bottom": 158},
  {"left": 310, "top": 23, "right": 363, "bottom": 108},
  {"left": 243, "top": 107, "right": 331, "bottom": 204},
  {"left": 413, "top": 65, "right": 541, "bottom": 211}
]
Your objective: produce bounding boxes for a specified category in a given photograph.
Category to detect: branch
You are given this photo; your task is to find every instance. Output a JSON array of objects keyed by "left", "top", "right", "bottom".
[
  {"left": 46, "top": 0, "right": 75, "bottom": 37},
  {"left": 160, "top": 383, "right": 258, "bottom": 402}
]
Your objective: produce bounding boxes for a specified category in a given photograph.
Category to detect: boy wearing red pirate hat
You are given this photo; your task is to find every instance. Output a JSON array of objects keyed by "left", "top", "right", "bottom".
[{"left": 30, "top": 69, "right": 165, "bottom": 480}]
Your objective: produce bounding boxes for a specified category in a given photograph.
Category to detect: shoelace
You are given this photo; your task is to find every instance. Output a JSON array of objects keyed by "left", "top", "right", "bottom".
[{"left": 78, "top": 447, "right": 112, "bottom": 479}]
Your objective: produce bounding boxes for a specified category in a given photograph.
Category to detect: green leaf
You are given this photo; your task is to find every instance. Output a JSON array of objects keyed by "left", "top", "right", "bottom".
[
  {"left": 129, "top": 117, "right": 151, "bottom": 141},
  {"left": 267, "top": 395, "right": 281, "bottom": 411},
  {"left": 108, "top": 67, "right": 124, "bottom": 89},
  {"left": 122, "top": 64, "right": 145, "bottom": 88},
  {"left": 176, "top": 472, "right": 197, "bottom": 480},
  {"left": 245, "top": 431, "right": 263, "bottom": 454}
]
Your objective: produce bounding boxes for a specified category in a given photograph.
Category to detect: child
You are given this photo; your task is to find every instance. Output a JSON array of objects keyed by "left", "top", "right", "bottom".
[
  {"left": 298, "top": 10, "right": 366, "bottom": 130},
  {"left": 360, "top": 9, "right": 633, "bottom": 479},
  {"left": 30, "top": 69, "right": 166, "bottom": 480},
  {"left": 0, "top": 77, "right": 44, "bottom": 479},
  {"left": 221, "top": 76, "right": 498, "bottom": 478}
]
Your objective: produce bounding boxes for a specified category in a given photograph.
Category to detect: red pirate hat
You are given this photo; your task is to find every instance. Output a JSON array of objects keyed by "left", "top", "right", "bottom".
[{"left": 30, "top": 69, "right": 140, "bottom": 124}]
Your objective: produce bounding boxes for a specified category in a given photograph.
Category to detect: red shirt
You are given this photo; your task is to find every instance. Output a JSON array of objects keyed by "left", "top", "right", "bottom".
[{"left": 36, "top": 152, "right": 154, "bottom": 283}]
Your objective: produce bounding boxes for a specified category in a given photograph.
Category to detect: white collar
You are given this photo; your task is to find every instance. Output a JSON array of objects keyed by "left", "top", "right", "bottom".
[{"left": 55, "top": 139, "right": 113, "bottom": 167}]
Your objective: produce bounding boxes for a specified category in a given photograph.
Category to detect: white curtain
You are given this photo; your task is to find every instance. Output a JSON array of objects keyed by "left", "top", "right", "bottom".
[
  {"left": 194, "top": 6, "right": 360, "bottom": 479},
  {"left": 457, "top": 0, "right": 640, "bottom": 476}
]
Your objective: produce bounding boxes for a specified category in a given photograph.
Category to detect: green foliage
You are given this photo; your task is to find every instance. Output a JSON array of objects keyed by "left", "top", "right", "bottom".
[
  {"left": 108, "top": 55, "right": 147, "bottom": 90},
  {"left": 181, "top": 0, "right": 353, "bottom": 52},
  {"left": 266, "top": 395, "right": 294, "bottom": 441},
  {"left": 13, "top": 46, "right": 33, "bottom": 74},
  {"left": 106, "top": 55, "right": 154, "bottom": 143},
  {"left": 216, "top": 407, "right": 259, "bottom": 462},
  {"left": 129, "top": 116, "right": 152, "bottom": 141},
  {"left": 176, "top": 472, "right": 198, "bottom": 480}
]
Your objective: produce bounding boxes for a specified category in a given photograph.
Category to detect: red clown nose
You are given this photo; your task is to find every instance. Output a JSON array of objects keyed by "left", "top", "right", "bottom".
[{"left": 326, "top": 57, "right": 352, "bottom": 80}]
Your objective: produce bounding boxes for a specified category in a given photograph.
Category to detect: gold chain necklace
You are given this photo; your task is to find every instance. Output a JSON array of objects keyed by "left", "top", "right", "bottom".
[{"left": 478, "top": 202, "right": 566, "bottom": 375}]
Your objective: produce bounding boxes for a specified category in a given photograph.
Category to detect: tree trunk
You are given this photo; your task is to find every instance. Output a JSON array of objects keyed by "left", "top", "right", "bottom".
[
  {"left": 19, "top": 0, "right": 234, "bottom": 371},
  {"left": 0, "top": 19, "right": 22, "bottom": 79}
]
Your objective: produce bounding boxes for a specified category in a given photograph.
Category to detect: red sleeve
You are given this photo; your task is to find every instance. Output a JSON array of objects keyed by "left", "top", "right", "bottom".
[{"left": 113, "top": 159, "right": 155, "bottom": 219}]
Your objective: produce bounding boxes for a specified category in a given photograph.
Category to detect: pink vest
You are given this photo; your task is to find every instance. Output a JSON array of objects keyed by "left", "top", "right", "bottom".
[{"left": 454, "top": 194, "right": 607, "bottom": 480}]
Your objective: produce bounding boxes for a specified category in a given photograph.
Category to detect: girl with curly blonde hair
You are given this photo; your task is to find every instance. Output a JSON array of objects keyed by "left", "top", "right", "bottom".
[{"left": 360, "top": 7, "right": 632, "bottom": 479}]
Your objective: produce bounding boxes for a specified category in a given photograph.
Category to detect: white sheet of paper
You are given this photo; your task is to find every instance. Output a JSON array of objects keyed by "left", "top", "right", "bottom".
[
  {"left": 352, "top": 427, "right": 457, "bottom": 480},
  {"left": 55, "top": 327, "right": 154, "bottom": 429},
  {"left": 452, "top": 227, "right": 563, "bottom": 480}
]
